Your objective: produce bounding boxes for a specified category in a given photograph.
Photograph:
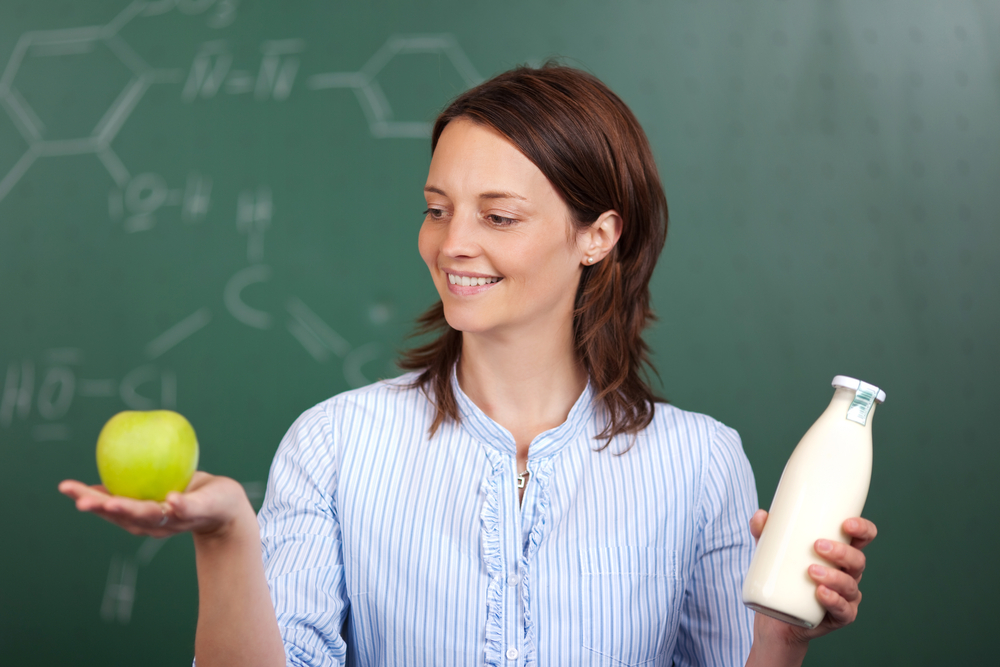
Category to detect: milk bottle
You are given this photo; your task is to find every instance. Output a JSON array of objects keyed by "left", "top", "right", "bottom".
[{"left": 742, "top": 376, "right": 885, "bottom": 628}]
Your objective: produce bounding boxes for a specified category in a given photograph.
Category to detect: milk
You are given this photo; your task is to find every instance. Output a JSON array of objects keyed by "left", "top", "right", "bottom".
[{"left": 742, "top": 376, "right": 885, "bottom": 628}]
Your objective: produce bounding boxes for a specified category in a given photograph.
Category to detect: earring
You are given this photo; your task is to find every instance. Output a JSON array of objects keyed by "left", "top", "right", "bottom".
[{"left": 586, "top": 256, "right": 594, "bottom": 264}]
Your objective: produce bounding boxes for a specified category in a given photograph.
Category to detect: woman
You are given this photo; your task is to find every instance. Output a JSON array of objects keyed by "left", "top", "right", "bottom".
[{"left": 61, "top": 64, "right": 876, "bottom": 667}]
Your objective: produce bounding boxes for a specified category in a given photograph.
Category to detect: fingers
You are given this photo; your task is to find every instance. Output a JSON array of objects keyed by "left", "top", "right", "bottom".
[
  {"left": 749, "top": 509, "right": 768, "bottom": 543},
  {"left": 809, "top": 560, "right": 863, "bottom": 629},
  {"left": 60, "top": 479, "right": 177, "bottom": 536},
  {"left": 59, "top": 481, "right": 119, "bottom": 513},
  {"left": 809, "top": 562, "right": 859, "bottom": 600},
  {"left": 843, "top": 517, "right": 878, "bottom": 550},
  {"left": 815, "top": 538, "right": 867, "bottom": 580},
  {"left": 809, "top": 534, "right": 871, "bottom": 631},
  {"left": 58, "top": 482, "right": 89, "bottom": 505},
  {"left": 59, "top": 472, "right": 249, "bottom": 539},
  {"left": 164, "top": 490, "right": 190, "bottom": 522},
  {"left": 95, "top": 496, "right": 170, "bottom": 534},
  {"left": 814, "top": 581, "right": 860, "bottom": 628}
]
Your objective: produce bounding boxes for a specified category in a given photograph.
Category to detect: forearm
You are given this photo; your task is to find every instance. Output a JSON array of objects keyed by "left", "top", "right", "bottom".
[
  {"left": 746, "top": 642, "right": 808, "bottom": 667},
  {"left": 193, "top": 498, "right": 286, "bottom": 667},
  {"left": 745, "top": 617, "right": 809, "bottom": 667}
]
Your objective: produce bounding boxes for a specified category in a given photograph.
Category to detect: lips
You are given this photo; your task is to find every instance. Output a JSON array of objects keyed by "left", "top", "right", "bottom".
[{"left": 443, "top": 271, "right": 503, "bottom": 294}]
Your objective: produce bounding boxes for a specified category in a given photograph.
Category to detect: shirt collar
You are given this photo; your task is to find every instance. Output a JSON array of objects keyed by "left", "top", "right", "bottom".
[{"left": 451, "top": 364, "right": 596, "bottom": 460}]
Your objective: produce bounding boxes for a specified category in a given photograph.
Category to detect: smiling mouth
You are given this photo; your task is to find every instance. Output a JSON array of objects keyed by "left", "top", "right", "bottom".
[{"left": 447, "top": 273, "right": 502, "bottom": 287}]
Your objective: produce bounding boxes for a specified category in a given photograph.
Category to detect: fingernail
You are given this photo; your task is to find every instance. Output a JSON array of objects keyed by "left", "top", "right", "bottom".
[
  {"left": 845, "top": 518, "right": 857, "bottom": 531},
  {"left": 809, "top": 564, "right": 827, "bottom": 577},
  {"left": 816, "top": 539, "right": 832, "bottom": 552}
]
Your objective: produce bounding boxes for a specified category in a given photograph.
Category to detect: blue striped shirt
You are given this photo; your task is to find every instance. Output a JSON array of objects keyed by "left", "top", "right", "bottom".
[{"left": 258, "top": 371, "right": 758, "bottom": 666}]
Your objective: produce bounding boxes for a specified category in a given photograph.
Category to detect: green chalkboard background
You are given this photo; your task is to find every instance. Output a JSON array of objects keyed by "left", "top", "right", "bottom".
[{"left": 1, "top": 0, "right": 997, "bottom": 664}]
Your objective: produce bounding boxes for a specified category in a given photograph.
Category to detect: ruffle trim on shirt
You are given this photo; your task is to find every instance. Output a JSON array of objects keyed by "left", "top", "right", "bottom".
[
  {"left": 519, "top": 459, "right": 553, "bottom": 667},
  {"left": 480, "top": 450, "right": 506, "bottom": 667}
]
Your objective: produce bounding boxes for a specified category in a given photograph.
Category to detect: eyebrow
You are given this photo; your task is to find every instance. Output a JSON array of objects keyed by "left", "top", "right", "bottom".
[{"left": 424, "top": 186, "right": 527, "bottom": 201}]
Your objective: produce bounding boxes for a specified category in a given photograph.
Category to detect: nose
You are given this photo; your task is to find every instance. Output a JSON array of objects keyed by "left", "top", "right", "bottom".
[{"left": 439, "top": 208, "right": 480, "bottom": 259}]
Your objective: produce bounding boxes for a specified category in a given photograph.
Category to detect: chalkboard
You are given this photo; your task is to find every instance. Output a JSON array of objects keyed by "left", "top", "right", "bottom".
[{"left": 1, "top": 1, "right": 996, "bottom": 665}]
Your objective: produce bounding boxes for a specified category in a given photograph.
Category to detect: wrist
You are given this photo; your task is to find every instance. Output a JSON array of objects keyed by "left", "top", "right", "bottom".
[
  {"left": 193, "top": 484, "right": 258, "bottom": 546},
  {"left": 747, "top": 617, "right": 810, "bottom": 667}
]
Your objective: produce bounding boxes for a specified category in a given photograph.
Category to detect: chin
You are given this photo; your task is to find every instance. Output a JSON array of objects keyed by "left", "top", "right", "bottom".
[
  {"left": 440, "top": 303, "right": 495, "bottom": 335},
  {"left": 442, "top": 314, "right": 486, "bottom": 334}
]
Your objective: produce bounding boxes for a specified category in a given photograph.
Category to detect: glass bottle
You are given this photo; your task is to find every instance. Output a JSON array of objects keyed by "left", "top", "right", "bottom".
[{"left": 742, "top": 376, "right": 886, "bottom": 628}]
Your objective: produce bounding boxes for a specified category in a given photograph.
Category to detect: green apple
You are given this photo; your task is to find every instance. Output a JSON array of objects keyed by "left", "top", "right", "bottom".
[{"left": 96, "top": 410, "right": 199, "bottom": 501}]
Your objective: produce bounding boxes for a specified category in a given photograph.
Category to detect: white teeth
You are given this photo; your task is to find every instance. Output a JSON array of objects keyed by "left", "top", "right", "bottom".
[{"left": 447, "top": 273, "right": 500, "bottom": 286}]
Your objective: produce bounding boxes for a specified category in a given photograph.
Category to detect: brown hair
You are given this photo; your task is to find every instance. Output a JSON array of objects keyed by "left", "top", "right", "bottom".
[{"left": 399, "top": 63, "right": 668, "bottom": 447}]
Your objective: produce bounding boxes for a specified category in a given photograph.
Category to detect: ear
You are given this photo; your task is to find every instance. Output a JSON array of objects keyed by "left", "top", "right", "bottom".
[{"left": 578, "top": 210, "right": 622, "bottom": 266}]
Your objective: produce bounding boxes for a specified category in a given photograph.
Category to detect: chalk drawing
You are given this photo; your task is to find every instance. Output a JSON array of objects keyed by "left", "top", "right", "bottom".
[
  {"left": 120, "top": 364, "right": 177, "bottom": 410},
  {"left": 108, "top": 171, "right": 212, "bottom": 230},
  {"left": 0, "top": 0, "right": 184, "bottom": 204},
  {"left": 344, "top": 342, "right": 380, "bottom": 389},
  {"left": 142, "top": 0, "right": 239, "bottom": 29},
  {"left": 237, "top": 186, "right": 272, "bottom": 262},
  {"left": 145, "top": 307, "right": 212, "bottom": 359},
  {"left": 37, "top": 366, "right": 75, "bottom": 420},
  {"left": 2, "top": 1, "right": 480, "bottom": 207},
  {"left": 101, "top": 554, "right": 137, "bottom": 624},
  {"left": 224, "top": 264, "right": 273, "bottom": 329},
  {"left": 78, "top": 379, "right": 117, "bottom": 398},
  {"left": 286, "top": 297, "right": 351, "bottom": 358},
  {"left": 307, "top": 34, "right": 482, "bottom": 138},
  {"left": 1, "top": 360, "right": 35, "bottom": 427},
  {"left": 182, "top": 38, "right": 304, "bottom": 102},
  {"left": 2, "top": 4, "right": 479, "bottom": 624},
  {"left": 1, "top": 353, "right": 180, "bottom": 441}
]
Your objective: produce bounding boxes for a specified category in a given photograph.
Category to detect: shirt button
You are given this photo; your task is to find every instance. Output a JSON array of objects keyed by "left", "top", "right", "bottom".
[
  {"left": 506, "top": 574, "right": 520, "bottom": 587},
  {"left": 505, "top": 647, "right": 519, "bottom": 660}
]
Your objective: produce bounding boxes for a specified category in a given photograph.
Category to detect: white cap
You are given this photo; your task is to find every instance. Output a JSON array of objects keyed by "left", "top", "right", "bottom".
[{"left": 832, "top": 375, "right": 886, "bottom": 403}]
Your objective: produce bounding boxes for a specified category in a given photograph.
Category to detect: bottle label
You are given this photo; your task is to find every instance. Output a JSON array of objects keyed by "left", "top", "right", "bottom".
[{"left": 845, "top": 380, "right": 880, "bottom": 425}]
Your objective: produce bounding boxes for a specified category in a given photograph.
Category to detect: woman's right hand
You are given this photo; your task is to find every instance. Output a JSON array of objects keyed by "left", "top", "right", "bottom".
[
  {"left": 63, "top": 473, "right": 285, "bottom": 666},
  {"left": 58, "top": 472, "right": 252, "bottom": 540}
]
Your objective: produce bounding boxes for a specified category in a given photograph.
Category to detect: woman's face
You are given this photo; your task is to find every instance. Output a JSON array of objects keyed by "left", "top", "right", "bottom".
[{"left": 419, "top": 118, "right": 589, "bottom": 340}]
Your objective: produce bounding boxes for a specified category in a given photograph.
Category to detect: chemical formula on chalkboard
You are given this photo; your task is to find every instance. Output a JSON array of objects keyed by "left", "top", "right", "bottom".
[
  {"left": 0, "top": 0, "right": 481, "bottom": 204},
  {"left": 0, "top": 0, "right": 479, "bottom": 438},
  {"left": 0, "top": 0, "right": 484, "bottom": 631}
]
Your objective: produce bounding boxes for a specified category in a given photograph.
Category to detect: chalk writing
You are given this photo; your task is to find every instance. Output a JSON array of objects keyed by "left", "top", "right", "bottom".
[{"left": 0, "top": 0, "right": 184, "bottom": 203}]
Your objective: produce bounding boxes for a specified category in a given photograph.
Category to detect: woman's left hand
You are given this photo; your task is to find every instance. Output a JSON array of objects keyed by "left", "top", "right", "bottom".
[{"left": 749, "top": 509, "right": 878, "bottom": 646}]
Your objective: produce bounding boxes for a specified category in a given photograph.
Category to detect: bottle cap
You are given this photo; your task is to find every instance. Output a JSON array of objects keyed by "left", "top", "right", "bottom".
[{"left": 832, "top": 375, "right": 886, "bottom": 403}]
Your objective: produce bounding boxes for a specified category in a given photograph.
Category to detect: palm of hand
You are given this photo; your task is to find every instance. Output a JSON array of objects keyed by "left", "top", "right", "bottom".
[{"left": 58, "top": 472, "right": 246, "bottom": 539}]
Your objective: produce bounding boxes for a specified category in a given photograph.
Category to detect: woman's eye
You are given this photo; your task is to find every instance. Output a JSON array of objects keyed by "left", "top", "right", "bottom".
[
  {"left": 423, "top": 208, "right": 445, "bottom": 219},
  {"left": 486, "top": 213, "right": 517, "bottom": 226}
]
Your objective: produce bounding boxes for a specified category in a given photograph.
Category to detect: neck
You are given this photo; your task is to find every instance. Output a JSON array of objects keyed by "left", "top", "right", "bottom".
[{"left": 458, "top": 317, "right": 587, "bottom": 459}]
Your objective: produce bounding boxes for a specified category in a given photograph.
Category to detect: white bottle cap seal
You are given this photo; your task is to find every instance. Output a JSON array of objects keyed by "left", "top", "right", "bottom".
[{"left": 831, "top": 375, "right": 886, "bottom": 403}]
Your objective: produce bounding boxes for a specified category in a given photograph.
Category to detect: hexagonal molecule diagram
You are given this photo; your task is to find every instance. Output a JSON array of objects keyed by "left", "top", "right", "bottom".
[
  {"left": 0, "top": 1, "right": 182, "bottom": 203},
  {"left": 306, "top": 34, "right": 482, "bottom": 138}
]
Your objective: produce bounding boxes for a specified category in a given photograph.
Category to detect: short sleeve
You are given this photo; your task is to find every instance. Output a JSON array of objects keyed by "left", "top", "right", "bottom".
[
  {"left": 258, "top": 402, "right": 349, "bottom": 667},
  {"left": 672, "top": 421, "right": 758, "bottom": 666}
]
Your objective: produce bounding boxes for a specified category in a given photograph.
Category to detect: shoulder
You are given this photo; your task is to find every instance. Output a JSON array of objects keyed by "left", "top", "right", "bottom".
[
  {"left": 284, "top": 372, "right": 436, "bottom": 452},
  {"left": 302, "top": 371, "right": 430, "bottom": 423},
  {"left": 636, "top": 402, "right": 743, "bottom": 456},
  {"left": 633, "top": 402, "right": 752, "bottom": 490},
  {"left": 644, "top": 402, "right": 757, "bottom": 512},
  {"left": 278, "top": 371, "right": 427, "bottom": 439},
  {"left": 270, "top": 372, "right": 432, "bottom": 475}
]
